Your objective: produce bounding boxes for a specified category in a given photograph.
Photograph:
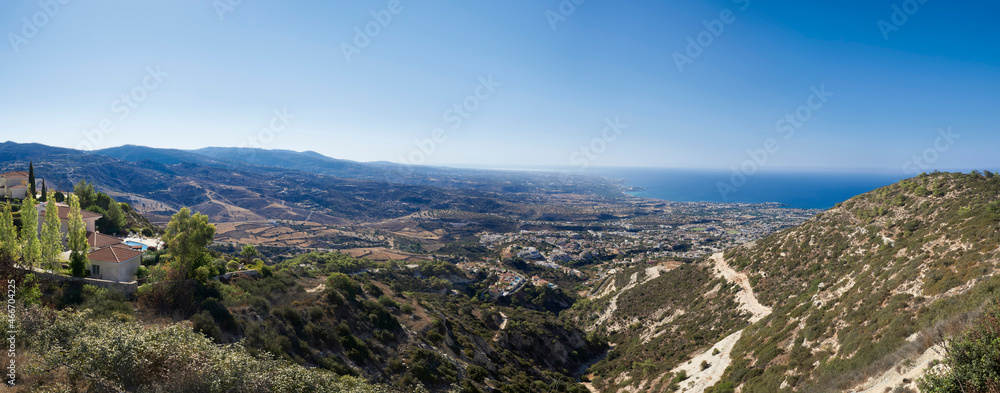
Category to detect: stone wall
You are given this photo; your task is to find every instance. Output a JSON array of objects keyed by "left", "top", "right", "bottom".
[{"left": 29, "top": 270, "right": 139, "bottom": 296}]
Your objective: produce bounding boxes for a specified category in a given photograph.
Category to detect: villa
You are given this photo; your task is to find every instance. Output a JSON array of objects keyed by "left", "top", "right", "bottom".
[
  {"left": 0, "top": 171, "right": 29, "bottom": 199},
  {"left": 36, "top": 201, "right": 102, "bottom": 234},
  {"left": 86, "top": 244, "right": 143, "bottom": 282},
  {"left": 34, "top": 201, "right": 143, "bottom": 282}
]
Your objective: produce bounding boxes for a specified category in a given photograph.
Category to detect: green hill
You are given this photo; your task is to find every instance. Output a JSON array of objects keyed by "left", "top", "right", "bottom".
[{"left": 577, "top": 171, "right": 1000, "bottom": 393}]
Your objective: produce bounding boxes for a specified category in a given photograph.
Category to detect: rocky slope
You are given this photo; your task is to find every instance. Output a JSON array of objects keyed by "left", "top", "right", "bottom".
[{"left": 577, "top": 171, "right": 1000, "bottom": 393}]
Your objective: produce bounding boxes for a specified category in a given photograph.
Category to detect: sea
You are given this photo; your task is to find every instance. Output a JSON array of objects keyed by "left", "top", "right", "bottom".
[{"left": 589, "top": 168, "right": 909, "bottom": 210}]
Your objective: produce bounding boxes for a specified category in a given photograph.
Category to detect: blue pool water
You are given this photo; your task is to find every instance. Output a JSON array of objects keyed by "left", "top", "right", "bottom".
[{"left": 125, "top": 241, "right": 148, "bottom": 251}]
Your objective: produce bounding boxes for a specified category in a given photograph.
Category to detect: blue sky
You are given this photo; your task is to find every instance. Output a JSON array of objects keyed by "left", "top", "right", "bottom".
[{"left": 0, "top": 0, "right": 998, "bottom": 173}]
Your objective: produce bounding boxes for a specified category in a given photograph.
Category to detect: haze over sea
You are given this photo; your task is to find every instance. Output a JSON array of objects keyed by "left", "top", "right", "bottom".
[{"left": 591, "top": 168, "right": 911, "bottom": 210}]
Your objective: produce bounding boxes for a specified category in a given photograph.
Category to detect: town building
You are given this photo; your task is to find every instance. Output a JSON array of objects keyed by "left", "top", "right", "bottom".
[{"left": 0, "top": 171, "right": 29, "bottom": 199}]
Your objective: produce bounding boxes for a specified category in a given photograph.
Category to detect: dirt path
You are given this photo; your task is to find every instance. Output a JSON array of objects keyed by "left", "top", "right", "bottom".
[
  {"left": 492, "top": 312, "right": 509, "bottom": 342},
  {"left": 667, "top": 253, "right": 774, "bottom": 393},
  {"left": 671, "top": 330, "right": 745, "bottom": 393},
  {"left": 849, "top": 344, "right": 944, "bottom": 393},
  {"left": 711, "top": 252, "right": 772, "bottom": 323}
]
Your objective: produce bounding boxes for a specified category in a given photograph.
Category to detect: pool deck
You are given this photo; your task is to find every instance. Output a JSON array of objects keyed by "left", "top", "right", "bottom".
[{"left": 124, "top": 236, "right": 164, "bottom": 250}]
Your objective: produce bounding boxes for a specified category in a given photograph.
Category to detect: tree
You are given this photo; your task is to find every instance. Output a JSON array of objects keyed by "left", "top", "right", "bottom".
[
  {"left": 163, "top": 208, "right": 215, "bottom": 279},
  {"left": 19, "top": 195, "right": 40, "bottom": 269},
  {"left": 74, "top": 179, "right": 96, "bottom": 209},
  {"left": 240, "top": 244, "right": 259, "bottom": 267},
  {"left": 0, "top": 204, "right": 18, "bottom": 261},
  {"left": 40, "top": 193, "right": 64, "bottom": 270},
  {"left": 107, "top": 201, "right": 127, "bottom": 235},
  {"left": 68, "top": 195, "right": 89, "bottom": 277},
  {"left": 54, "top": 191, "right": 65, "bottom": 203},
  {"left": 28, "top": 161, "right": 35, "bottom": 198},
  {"left": 39, "top": 179, "right": 47, "bottom": 202}
]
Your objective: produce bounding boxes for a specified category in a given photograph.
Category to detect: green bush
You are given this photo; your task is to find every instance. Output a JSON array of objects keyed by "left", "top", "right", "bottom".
[
  {"left": 136, "top": 266, "right": 150, "bottom": 280},
  {"left": 467, "top": 365, "right": 488, "bottom": 382},
  {"left": 191, "top": 310, "right": 221, "bottom": 342},
  {"left": 22, "top": 307, "right": 393, "bottom": 392},
  {"left": 919, "top": 301, "right": 1000, "bottom": 392}
]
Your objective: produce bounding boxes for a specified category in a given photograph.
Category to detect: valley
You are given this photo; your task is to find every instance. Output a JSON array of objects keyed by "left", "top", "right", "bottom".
[{"left": 5, "top": 143, "right": 1000, "bottom": 393}]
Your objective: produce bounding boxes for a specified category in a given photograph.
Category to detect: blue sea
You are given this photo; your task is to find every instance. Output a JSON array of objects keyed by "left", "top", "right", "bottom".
[{"left": 591, "top": 168, "right": 908, "bottom": 210}]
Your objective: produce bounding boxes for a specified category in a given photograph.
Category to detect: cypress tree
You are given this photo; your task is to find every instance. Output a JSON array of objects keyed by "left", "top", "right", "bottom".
[
  {"left": 28, "top": 162, "right": 35, "bottom": 198},
  {"left": 39, "top": 179, "right": 47, "bottom": 202}
]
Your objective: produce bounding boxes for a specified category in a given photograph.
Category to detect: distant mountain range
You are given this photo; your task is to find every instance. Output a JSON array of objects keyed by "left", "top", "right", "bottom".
[
  {"left": 90, "top": 144, "right": 620, "bottom": 195},
  {"left": 0, "top": 142, "right": 622, "bottom": 224}
]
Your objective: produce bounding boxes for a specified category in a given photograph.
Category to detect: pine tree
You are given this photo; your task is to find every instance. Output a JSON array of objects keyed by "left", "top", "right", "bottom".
[
  {"left": 68, "top": 195, "right": 89, "bottom": 277},
  {"left": 74, "top": 179, "right": 95, "bottom": 209},
  {"left": 20, "top": 195, "right": 40, "bottom": 269},
  {"left": 0, "top": 204, "right": 18, "bottom": 261},
  {"left": 40, "top": 192, "right": 64, "bottom": 270},
  {"left": 28, "top": 162, "right": 36, "bottom": 198},
  {"left": 107, "top": 200, "right": 127, "bottom": 235},
  {"left": 39, "top": 179, "right": 47, "bottom": 202},
  {"left": 164, "top": 208, "right": 215, "bottom": 279}
]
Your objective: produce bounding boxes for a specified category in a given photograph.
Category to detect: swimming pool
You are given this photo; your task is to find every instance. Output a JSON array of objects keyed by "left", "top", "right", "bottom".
[{"left": 125, "top": 241, "right": 148, "bottom": 251}]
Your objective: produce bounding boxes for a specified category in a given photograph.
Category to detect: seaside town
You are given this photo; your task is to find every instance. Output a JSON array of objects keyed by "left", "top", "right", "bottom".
[{"left": 457, "top": 201, "right": 821, "bottom": 298}]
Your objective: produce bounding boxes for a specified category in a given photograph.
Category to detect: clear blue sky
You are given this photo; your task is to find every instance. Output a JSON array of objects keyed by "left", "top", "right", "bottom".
[{"left": 1, "top": 0, "right": 998, "bottom": 172}]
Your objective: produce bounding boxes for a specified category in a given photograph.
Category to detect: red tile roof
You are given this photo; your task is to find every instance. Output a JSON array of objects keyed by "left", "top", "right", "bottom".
[
  {"left": 40, "top": 202, "right": 102, "bottom": 220},
  {"left": 88, "top": 244, "right": 142, "bottom": 264},
  {"left": 87, "top": 231, "right": 123, "bottom": 249},
  {"left": 0, "top": 171, "right": 28, "bottom": 178}
]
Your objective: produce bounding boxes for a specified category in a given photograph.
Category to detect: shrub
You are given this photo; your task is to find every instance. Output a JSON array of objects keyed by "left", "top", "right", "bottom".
[
  {"left": 191, "top": 310, "right": 221, "bottom": 342},
  {"left": 23, "top": 307, "right": 392, "bottom": 392},
  {"left": 195, "top": 266, "right": 212, "bottom": 282},
  {"left": 70, "top": 252, "right": 88, "bottom": 277},
  {"left": 327, "top": 273, "right": 362, "bottom": 299},
  {"left": 919, "top": 301, "right": 1000, "bottom": 392},
  {"left": 250, "top": 296, "right": 271, "bottom": 313},
  {"left": 136, "top": 266, "right": 150, "bottom": 280},
  {"left": 378, "top": 295, "right": 399, "bottom": 309},
  {"left": 261, "top": 265, "right": 274, "bottom": 278},
  {"left": 467, "top": 365, "right": 488, "bottom": 382}
]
